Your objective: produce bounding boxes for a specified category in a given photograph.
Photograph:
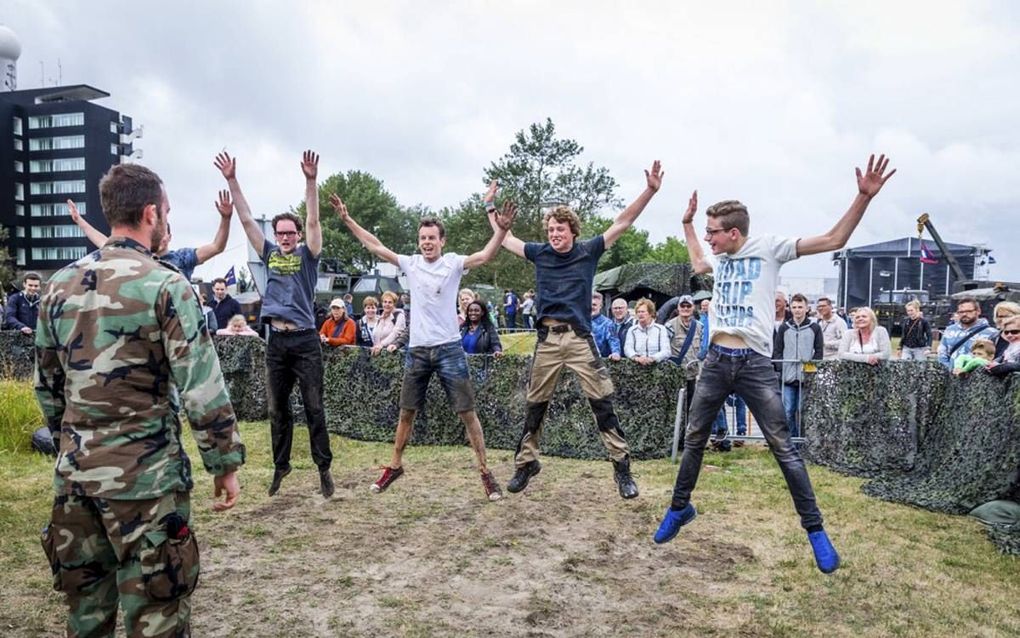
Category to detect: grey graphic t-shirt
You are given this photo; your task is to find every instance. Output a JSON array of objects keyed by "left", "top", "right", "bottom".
[{"left": 706, "top": 234, "right": 799, "bottom": 356}]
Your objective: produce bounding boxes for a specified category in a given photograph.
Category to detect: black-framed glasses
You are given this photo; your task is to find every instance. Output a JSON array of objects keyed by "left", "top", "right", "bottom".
[
  {"left": 275, "top": 230, "right": 298, "bottom": 237},
  {"left": 704, "top": 227, "right": 729, "bottom": 237},
  {"left": 1004, "top": 329, "right": 1020, "bottom": 336}
]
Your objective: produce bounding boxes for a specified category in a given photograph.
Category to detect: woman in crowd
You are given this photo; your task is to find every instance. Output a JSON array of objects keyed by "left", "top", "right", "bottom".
[
  {"left": 992, "top": 301, "right": 1020, "bottom": 359},
  {"left": 838, "top": 306, "right": 891, "bottom": 365},
  {"left": 898, "top": 299, "right": 932, "bottom": 360},
  {"left": 357, "top": 295, "right": 381, "bottom": 348},
  {"left": 216, "top": 314, "right": 259, "bottom": 337},
  {"left": 460, "top": 300, "right": 503, "bottom": 356},
  {"left": 986, "top": 314, "right": 1020, "bottom": 377},
  {"left": 520, "top": 290, "right": 535, "bottom": 329},
  {"left": 457, "top": 288, "right": 477, "bottom": 326},
  {"left": 624, "top": 298, "right": 671, "bottom": 365},
  {"left": 370, "top": 290, "right": 406, "bottom": 355},
  {"left": 319, "top": 297, "right": 356, "bottom": 347}
]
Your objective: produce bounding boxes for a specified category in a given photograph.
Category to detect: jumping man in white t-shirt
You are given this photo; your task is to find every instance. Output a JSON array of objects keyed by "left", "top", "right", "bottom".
[
  {"left": 654, "top": 155, "right": 896, "bottom": 574},
  {"left": 330, "top": 193, "right": 517, "bottom": 501}
]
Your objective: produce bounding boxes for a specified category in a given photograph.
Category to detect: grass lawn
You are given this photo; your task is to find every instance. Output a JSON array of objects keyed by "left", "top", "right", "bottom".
[{"left": 1, "top": 415, "right": 1017, "bottom": 637}]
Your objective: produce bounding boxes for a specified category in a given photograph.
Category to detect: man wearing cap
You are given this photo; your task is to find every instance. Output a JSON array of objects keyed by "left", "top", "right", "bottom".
[
  {"left": 320, "top": 298, "right": 357, "bottom": 347},
  {"left": 666, "top": 294, "right": 703, "bottom": 428}
]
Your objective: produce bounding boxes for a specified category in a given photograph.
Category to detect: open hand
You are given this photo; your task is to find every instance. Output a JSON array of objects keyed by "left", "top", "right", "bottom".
[
  {"left": 483, "top": 180, "right": 498, "bottom": 207},
  {"left": 301, "top": 150, "right": 319, "bottom": 180},
  {"left": 645, "top": 160, "right": 664, "bottom": 192},
  {"left": 214, "top": 152, "right": 236, "bottom": 180},
  {"left": 214, "top": 190, "right": 233, "bottom": 218},
  {"left": 856, "top": 154, "right": 896, "bottom": 197},
  {"left": 66, "top": 199, "right": 82, "bottom": 224},
  {"left": 682, "top": 190, "right": 698, "bottom": 225},
  {"left": 493, "top": 201, "right": 518, "bottom": 231}
]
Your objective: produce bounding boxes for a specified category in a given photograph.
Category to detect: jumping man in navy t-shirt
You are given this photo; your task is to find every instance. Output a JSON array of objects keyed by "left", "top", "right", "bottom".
[{"left": 488, "top": 162, "right": 663, "bottom": 499}]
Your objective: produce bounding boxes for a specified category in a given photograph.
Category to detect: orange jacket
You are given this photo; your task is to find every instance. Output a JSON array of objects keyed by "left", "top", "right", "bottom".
[{"left": 319, "top": 316, "right": 356, "bottom": 347}]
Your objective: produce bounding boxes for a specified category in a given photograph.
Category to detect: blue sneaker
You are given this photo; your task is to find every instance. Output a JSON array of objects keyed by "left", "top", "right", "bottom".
[
  {"left": 808, "top": 530, "right": 840, "bottom": 574},
  {"left": 653, "top": 504, "right": 697, "bottom": 544}
]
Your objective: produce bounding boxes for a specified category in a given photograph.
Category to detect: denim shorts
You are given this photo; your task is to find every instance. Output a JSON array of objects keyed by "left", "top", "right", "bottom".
[{"left": 399, "top": 340, "right": 476, "bottom": 413}]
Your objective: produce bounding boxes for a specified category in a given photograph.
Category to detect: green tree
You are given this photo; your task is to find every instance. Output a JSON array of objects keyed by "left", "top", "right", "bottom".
[
  {"left": 0, "top": 227, "right": 15, "bottom": 294},
  {"left": 644, "top": 236, "right": 690, "bottom": 264},
  {"left": 294, "top": 171, "right": 417, "bottom": 272},
  {"left": 583, "top": 216, "right": 653, "bottom": 271}
]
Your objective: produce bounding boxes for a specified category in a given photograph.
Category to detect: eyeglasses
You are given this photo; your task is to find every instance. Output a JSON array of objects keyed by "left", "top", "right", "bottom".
[
  {"left": 275, "top": 231, "right": 298, "bottom": 237},
  {"left": 1004, "top": 330, "right": 1020, "bottom": 336},
  {"left": 679, "top": 303, "right": 693, "bottom": 308},
  {"left": 704, "top": 227, "right": 729, "bottom": 237}
]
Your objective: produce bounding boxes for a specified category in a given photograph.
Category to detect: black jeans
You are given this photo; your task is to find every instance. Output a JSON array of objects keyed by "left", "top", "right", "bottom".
[
  {"left": 670, "top": 346, "right": 823, "bottom": 529},
  {"left": 266, "top": 329, "right": 333, "bottom": 471}
]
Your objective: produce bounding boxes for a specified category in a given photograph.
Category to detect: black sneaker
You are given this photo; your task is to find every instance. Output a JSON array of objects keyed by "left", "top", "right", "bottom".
[
  {"left": 268, "top": 467, "right": 291, "bottom": 497},
  {"left": 613, "top": 457, "right": 639, "bottom": 499},
  {"left": 506, "top": 460, "right": 541, "bottom": 493},
  {"left": 319, "top": 468, "right": 335, "bottom": 499}
]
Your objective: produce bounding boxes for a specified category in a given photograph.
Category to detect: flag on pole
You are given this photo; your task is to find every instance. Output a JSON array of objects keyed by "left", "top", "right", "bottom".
[
  {"left": 224, "top": 266, "right": 237, "bottom": 286},
  {"left": 919, "top": 240, "right": 939, "bottom": 265}
]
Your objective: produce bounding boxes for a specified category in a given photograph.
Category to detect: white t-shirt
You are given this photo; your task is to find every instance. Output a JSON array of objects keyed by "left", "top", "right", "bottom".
[
  {"left": 706, "top": 234, "right": 799, "bottom": 356},
  {"left": 398, "top": 253, "right": 466, "bottom": 348}
]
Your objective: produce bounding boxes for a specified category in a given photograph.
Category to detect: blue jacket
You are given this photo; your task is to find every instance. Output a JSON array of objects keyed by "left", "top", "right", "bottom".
[
  {"left": 4, "top": 291, "right": 39, "bottom": 330},
  {"left": 591, "top": 314, "right": 621, "bottom": 357}
]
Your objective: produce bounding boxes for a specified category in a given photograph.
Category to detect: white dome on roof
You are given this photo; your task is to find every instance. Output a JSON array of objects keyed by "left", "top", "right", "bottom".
[{"left": 0, "top": 25, "right": 22, "bottom": 60}]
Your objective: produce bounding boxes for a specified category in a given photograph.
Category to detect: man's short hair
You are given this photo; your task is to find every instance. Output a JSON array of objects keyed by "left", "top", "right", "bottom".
[
  {"left": 790, "top": 293, "right": 809, "bottom": 305},
  {"left": 705, "top": 200, "right": 750, "bottom": 236},
  {"left": 99, "top": 164, "right": 163, "bottom": 229},
  {"left": 634, "top": 298, "right": 656, "bottom": 315},
  {"left": 418, "top": 217, "right": 445, "bottom": 239},
  {"left": 23, "top": 271, "right": 41, "bottom": 283},
  {"left": 611, "top": 298, "right": 628, "bottom": 308},
  {"left": 817, "top": 297, "right": 831, "bottom": 306},
  {"left": 212, "top": 278, "right": 227, "bottom": 287},
  {"left": 956, "top": 296, "right": 979, "bottom": 311},
  {"left": 543, "top": 205, "right": 581, "bottom": 238},
  {"left": 272, "top": 212, "right": 303, "bottom": 233}
]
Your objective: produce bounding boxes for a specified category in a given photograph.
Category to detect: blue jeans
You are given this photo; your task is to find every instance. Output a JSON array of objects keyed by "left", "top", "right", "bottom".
[
  {"left": 782, "top": 384, "right": 802, "bottom": 438},
  {"left": 670, "top": 346, "right": 824, "bottom": 529},
  {"left": 400, "top": 340, "right": 476, "bottom": 413}
]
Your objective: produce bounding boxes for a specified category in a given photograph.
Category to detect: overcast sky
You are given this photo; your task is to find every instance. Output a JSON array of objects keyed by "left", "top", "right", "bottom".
[{"left": 5, "top": 1, "right": 1019, "bottom": 284}]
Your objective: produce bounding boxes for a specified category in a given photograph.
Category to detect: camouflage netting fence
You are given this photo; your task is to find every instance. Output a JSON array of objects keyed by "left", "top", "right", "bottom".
[
  {"left": 802, "top": 360, "right": 1020, "bottom": 554},
  {"left": 5, "top": 331, "right": 1018, "bottom": 551}
]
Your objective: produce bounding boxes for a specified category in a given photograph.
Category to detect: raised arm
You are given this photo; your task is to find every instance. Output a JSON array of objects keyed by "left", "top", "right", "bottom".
[
  {"left": 215, "top": 152, "right": 266, "bottom": 254},
  {"left": 330, "top": 194, "right": 400, "bottom": 267},
  {"left": 483, "top": 180, "right": 526, "bottom": 258},
  {"left": 796, "top": 154, "right": 897, "bottom": 257},
  {"left": 466, "top": 200, "right": 518, "bottom": 269},
  {"left": 603, "top": 161, "right": 663, "bottom": 249},
  {"left": 67, "top": 199, "right": 109, "bottom": 248},
  {"left": 301, "top": 150, "right": 322, "bottom": 257},
  {"left": 195, "top": 190, "right": 233, "bottom": 264},
  {"left": 680, "top": 190, "right": 712, "bottom": 275}
]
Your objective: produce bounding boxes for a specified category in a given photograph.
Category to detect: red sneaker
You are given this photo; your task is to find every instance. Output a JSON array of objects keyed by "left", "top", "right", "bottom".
[
  {"left": 371, "top": 466, "right": 404, "bottom": 493},
  {"left": 481, "top": 470, "right": 503, "bottom": 501}
]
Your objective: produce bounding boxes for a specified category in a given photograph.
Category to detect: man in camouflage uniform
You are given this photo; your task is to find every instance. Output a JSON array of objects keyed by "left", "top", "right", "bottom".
[{"left": 35, "top": 163, "right": 245, "bottom": 637}]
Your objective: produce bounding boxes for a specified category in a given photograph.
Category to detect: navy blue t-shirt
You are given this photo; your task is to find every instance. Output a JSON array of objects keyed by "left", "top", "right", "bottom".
[
  {"left": 524, "top": 235, "right": 605, "bottom": 334},
  {"left": 260, "top": 240, "right": 319, "bottom": 329},
  {"left": 160, "top": 248, "right": 199, "bottom": 281}
]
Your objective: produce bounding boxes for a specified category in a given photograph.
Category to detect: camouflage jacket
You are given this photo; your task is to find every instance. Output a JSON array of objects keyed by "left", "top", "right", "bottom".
[{"left": 34, "top": 237, "right": 245, "bottom": 500}]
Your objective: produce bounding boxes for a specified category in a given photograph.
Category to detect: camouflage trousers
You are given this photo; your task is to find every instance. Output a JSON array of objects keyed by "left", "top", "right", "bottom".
[{"left": 41, "top": 491, "right": 198, "bottom": 638}]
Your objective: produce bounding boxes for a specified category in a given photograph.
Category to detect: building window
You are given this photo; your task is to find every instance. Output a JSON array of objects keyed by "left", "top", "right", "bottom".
[
  {"left": 30, "top": 201, "right": 86, "bottom": 217},
  {"left": 15, "top": 204, "right": 25, "bottom": 216},
  {"left": 29, "top": 157, "right": 85, "bottom": 173},
  {"left": 16, "top": 248, "right": 26, "bottom": 266},
  {"left": 14, "top": 160, "right": 23, "bottom": 172},
  {"left": 16, "top": 226, "right": 25, "bottom": 238},
  {"left": 29, "top": 135, "right": 85, "bottom": 151},
  {"left": 110, "top": 121, "right": 119, "bottom": 134},
  {"left": 31, "top": 225, "right": 85, "bottom": 239},
  {"left": 30, "top": 180, "right": 86, "bottom": 195},
  {"left": 14, "top": 183, "right": 23, "bottom": 201},
  {"left": 32, "top": 246, "right": 87, "bottom": 261},
  {"left": 13, "top": 137, "right": 22, "bottom": 150},
  {"left": 13, "top": 116, "right": 22, "bottom": 135},
  {"left": 28, "top": 113, "right": 85, "bottom": 129},
  {"left": 111, "top": 143, "right": 118, "bottom": 155}
]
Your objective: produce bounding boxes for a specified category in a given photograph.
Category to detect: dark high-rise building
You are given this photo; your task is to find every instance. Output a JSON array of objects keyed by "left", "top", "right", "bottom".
[{"left": 2, "top": 84, "right": 138, "bottom": 275}]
